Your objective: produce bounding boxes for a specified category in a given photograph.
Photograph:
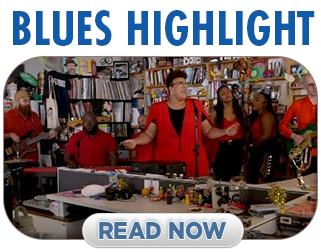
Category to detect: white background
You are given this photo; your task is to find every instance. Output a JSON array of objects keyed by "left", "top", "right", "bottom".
[{"left": 0, "top": 0, "right": 319, "bottom": 251}]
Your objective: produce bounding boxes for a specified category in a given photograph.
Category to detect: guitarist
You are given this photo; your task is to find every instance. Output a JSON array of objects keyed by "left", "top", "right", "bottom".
[
  {"left": 4, "top": 90, "right": 57, "bottom": 164},
  {"left": 279, "top": 73, "right": 317, "bottom": 176}
]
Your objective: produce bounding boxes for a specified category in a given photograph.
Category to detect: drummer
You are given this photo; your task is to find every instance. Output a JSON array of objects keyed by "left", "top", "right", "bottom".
[{"left": 4, "top": 90, "right": 57, "bottom": 164}]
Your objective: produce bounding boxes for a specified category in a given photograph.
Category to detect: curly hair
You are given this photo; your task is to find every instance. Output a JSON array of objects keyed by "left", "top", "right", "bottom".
[{"left": 166, "top": 70, "right": 187, "bottom": 89}]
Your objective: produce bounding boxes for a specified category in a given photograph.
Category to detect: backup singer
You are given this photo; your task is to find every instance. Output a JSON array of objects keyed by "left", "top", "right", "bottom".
[
  {"left": 211, "top": 85, "right": 246, "bottom": 182},
  {"left": 246, "top": 92, "right": 279, "bottom": 184}
]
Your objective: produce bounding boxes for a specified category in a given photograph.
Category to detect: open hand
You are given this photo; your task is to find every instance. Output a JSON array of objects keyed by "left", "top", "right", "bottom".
[{"left": 120, "top": 139, "right": 137, "bottom": 150}]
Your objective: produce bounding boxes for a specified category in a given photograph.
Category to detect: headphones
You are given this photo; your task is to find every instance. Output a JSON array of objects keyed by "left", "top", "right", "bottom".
[{"left": 105, "top": 188, "right": 133, "bottom": 201}]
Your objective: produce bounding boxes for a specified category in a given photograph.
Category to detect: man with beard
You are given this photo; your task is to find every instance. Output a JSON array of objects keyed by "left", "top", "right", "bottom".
[
  {"left": 64, "top": 112, "right": 118, "bottom": 168},
  {"left": 130, "top": 114, "right": 153, "bottom": 162},
  {"left": 4, "top": 90, "right": 56, "bottom": 164}
]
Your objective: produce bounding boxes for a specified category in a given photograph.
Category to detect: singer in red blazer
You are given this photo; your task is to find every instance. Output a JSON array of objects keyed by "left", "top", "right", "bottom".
[
  {"left": 121, "top": 70, "right": 240, "bottom": 178},
  {"left": 145, "top": 99, "right": 212, "bottom": 177}
]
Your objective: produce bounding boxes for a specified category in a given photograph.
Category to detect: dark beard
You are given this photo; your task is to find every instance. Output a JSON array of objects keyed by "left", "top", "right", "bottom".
[
  {"left": 85, "top": 125, "right": 99, "bottom": 135},
  {"left": 18, "top": 104, "right": 32, "bottom": 118}
]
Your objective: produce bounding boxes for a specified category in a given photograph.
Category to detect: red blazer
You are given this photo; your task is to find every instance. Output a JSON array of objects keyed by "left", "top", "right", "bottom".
[
  {"left": 131, "top": 132, "right": 153, "bottom": 162},
  {"left": 146, "top": 99, "right": 213, "bottom": 177}
]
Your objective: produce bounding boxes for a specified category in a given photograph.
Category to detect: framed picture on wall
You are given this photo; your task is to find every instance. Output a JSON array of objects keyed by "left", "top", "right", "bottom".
[{"left": 113, "top": 61, "right": 129, "bottom": 80}]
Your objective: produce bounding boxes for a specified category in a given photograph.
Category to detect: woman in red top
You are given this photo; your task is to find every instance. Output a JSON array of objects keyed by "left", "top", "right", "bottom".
[
  {"left": 247, "top": 92, "right": 279, "bottom": 184},
  {"left": 121, "top": 70, "right": 239, "bottom": 178},
  {"left": 210, "top": 85, "right": 246, "bottom": 182}
]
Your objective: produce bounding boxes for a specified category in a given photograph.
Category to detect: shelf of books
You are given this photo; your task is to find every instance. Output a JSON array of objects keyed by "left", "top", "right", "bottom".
[{"left": 68, "top": 76, "right": 133, "bottom": 140}]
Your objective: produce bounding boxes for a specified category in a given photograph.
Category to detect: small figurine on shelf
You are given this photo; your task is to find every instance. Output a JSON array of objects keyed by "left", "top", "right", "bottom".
[
  {"left": 162, "top": 88, "right": 168, "bottom": 100},
  {"left": 151, "top": 92, "right": 157, "bottom": 103},
  {"left": 156, "top": 90, "right": 163, "bottom": 102}
]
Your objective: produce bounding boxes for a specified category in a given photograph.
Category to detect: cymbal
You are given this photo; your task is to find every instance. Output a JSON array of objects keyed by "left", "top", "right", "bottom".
[{"left": 4, "top": 158, "right": 33, "bottom": 164}]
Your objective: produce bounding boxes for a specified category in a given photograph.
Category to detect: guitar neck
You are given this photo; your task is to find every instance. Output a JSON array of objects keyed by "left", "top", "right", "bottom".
[{"left": 26, "top": 132, "right": 50, "bottom": 145}]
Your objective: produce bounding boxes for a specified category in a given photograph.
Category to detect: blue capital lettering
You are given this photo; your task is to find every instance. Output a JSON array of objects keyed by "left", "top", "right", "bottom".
[
  {"left": 114, "top": 221, "right": 127, "bottom": 239},
  {"left": 203, "top": 221, "right": 226, "bottom": 240},
  {"left": 154, "top": 11, "right": 161, "bottom": 45},
  {"left": 193, "top": 11, "right": 213, "bottom": 45},
  {"left": 169, "top": 221, "right": 184, "bottom": 240},
  {"left": 236, "top": 11, "right": 243, "bottom": 45},
  {"left": 53, "top": 11, "right": 73, "bottom": 46},
  {"left": 96, "top": 10, "right": 112, "bottom": 46},
  {"left": 186, "top": 222, "right": 202, "bottom": 240},
  {"left": 13, "top": 11, "right": 30, "bottom": 45},
  {"left": 36, "top": 11, "right": 49, "bottom": 45},
  {"left": 128, "top": 222, "right": 145, "bottom": 239},
  {"left": 128, "top": 11, "right": 148, "bottom": 45},
  {"left": 99, "top": 222, "right": 113, "bottom": 240},
  {"left": 146, "top": 222, "right": 161, "bottom": 239},
  {"left": 275, "top": 11, "right": 295, "bottom": 45},
  {"left": 247, "top": 10, "right": 270, "bottom": 46},
  {"left": 219, "top": 11, "right": 233, "bottom": 45},
  {"left": 297, "top": 11, "right": 314, "bottom": 45},
  {"left": 165, "top": 10, "right": 188, "bottom": 46},
  {"left": 78, "top": 11, "right": 92, "bottom": 45}
]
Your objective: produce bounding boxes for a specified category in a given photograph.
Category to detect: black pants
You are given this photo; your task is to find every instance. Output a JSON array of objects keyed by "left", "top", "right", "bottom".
[
  {"left": 247, "top": 138, "right": 280, "bottom": 184},
  {"left": 214, "top": 140, "right": 243, "bottom": 182}
]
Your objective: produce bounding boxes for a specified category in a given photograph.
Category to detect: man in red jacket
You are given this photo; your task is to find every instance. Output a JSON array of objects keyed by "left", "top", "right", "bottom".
[
  {"left": 4, "top": 90, "right": 56, "bottom": 163},
  {"left": 279, "top": 73, "right": 317, "bottom": 175},
  {"left": 64, "top": 112, "right": 118, "bottom": 167}
]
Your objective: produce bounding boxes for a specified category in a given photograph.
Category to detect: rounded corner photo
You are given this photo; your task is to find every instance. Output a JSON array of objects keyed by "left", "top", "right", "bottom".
[{"left": 3, "top": 56, "right": 317, "bottom": 241}]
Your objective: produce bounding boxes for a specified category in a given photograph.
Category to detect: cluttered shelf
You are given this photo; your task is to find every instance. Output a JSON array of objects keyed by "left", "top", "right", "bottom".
[
  {"left": 69, "top": 98, "right": 132, "bottom": 102},
  {"left": 249, "top": 76, "right": 286, "bottom": 83},
  {"left": 145, "top": 84, "right": 204, "bottom": 89}
]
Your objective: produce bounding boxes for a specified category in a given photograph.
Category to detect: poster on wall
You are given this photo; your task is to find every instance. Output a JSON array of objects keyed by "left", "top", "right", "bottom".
[{"left": 63, "top": 57, "right": 79, "bottom": 75}]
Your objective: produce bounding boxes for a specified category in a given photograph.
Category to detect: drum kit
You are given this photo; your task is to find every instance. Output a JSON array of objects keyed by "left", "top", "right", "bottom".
[{"left": 4, "top": 158, "right": 33, "bottom": 221}]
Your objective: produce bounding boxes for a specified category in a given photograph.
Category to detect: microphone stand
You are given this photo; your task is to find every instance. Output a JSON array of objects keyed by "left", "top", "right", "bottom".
[{"left": 193, "top": 101, "right": 200, "bottom": 177}]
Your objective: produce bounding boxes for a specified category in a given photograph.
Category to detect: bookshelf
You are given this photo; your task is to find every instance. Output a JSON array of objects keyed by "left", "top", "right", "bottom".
[
  {"left": 67, "top": 75, "right": 133, "bottom": 141},
  {"left": 143, "top": 57, "right": 208, "bottom": 114}
]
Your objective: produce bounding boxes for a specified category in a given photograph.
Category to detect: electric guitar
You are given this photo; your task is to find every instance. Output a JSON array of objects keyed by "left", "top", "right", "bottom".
[
  {"left": 258, "top": 154, "right": 273, "bottom": 184},
  {"left": 4, "top": 127, "right": 60, "bottom": 160},
  {"left": 286, "top": 124, "right": 317, "bottom": 154}
]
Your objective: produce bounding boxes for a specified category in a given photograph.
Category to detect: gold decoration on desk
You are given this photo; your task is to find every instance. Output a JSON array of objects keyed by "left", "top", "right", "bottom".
[
  {"left": 289, "top": 147, "right": 313, "bottom": 190},
  {"left": 267, "top": 183, "right": 287, "bottom": 213},
  {"left": 115, "top": 178, "right": 129, "bottom": 191}
]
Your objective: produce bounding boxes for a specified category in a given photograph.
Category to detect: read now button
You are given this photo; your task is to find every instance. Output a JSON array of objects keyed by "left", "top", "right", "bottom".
[{"left": 83, "top": 213, "right": 243, "bottom": 247}]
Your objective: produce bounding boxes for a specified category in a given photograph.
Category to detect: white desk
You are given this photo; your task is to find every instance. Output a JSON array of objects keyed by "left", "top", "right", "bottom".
[{"left": 45, "top": 173, "right": 317, "bottom": 237}]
